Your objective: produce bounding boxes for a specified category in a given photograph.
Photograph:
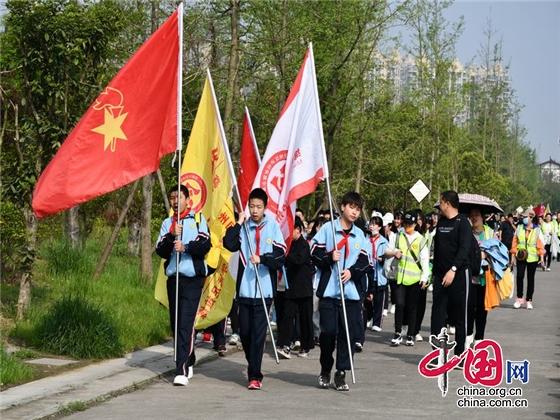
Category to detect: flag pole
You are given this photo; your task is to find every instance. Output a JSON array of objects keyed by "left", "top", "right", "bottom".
[
  {"left": 309, "top": 42, "right": 355, "bottom": 383},
  {"left": 173, "top": 2, "right": 184, "bottom": 363},
  {"left": 207, "top": 70, "right": 280, "bottom": 364},
  {"left": 244, "top": 106, "right": 261, "bottom": 165}
]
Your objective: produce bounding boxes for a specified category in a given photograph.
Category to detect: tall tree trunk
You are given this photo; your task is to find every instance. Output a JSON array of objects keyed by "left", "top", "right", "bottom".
[
  {"left": 128, "top": 220, "right": 141, "bottom": 256},
  {"left": 225, "top": 0, "right": 240, "bottom": 159},
  {"left": 17, "top": 208, "right": 37, "bottom": 320},
  {"left": 140, "top": 173, "right": 154, "bottom": 284},
  {"left": 64, "top": 207, "right": 80, "bottom": 247},
  {"left": 355, "top": 144, "right": 363, "bottom": 193}
]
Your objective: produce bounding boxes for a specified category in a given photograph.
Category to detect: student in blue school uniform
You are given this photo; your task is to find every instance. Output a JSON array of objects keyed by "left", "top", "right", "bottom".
[
  {"left": 223, "top": 188, "right": 286, "bottom": 390},
  {"left": 309, "top": 192, "right": 372, "bottom": 392},
  {"left": 155, "top": 184, "right": 211, "bottom": 386}
]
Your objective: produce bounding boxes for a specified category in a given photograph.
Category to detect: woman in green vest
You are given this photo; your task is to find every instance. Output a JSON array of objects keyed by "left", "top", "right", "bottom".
[
  {"left": 390, "top": 211, "right": 430, "bottom": 347},
  {"left": 510, "top": 207, "right": 546, "bottom": 310}
]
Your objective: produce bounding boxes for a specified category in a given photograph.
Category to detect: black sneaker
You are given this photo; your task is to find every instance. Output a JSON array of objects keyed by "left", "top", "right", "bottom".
[
  {"left": 405, "top": 336, "right": 414, "bottom": 346},
  {"left": 355, "top": 342, "right": 363, "bottom": 352},
  {"left": 217, "top": 344, "right": 227, "bottom": 356},
  {"left": 334, "top": 370, "right": 349, "bottom": 391},
  {"left": 318, "top": 370, "right": 331, "bottom": 389},
  {"left": 390, "top": 333, "right": 402, "bottom": 346}
]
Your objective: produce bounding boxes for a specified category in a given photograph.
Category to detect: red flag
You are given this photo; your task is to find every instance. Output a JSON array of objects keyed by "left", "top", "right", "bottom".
[
  {"left": 251, "top": 44, "right": 327, "bottom": 248},
  {"left": 237, "top": 107, "right": 260, "bottom": 208},
  {"left": 32, "top": 7, "right": 181, "bottom": 218},
  {"left": 533, "top": 204, "right": 545, "bottom": 217}
]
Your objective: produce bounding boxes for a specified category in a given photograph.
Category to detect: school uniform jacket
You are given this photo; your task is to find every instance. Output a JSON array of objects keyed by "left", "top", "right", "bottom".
[
  {"left": 310, "top": 218, "right": 372, "bottom": 301},
  {"left": 155, "top": 211, "right": 211, "bottom": 278},
  {"left": 365, "top": 234, "right": 389, "bottom": 289},
  {"left": 223, "top": 216, "right": 287, "bottom": 300}
]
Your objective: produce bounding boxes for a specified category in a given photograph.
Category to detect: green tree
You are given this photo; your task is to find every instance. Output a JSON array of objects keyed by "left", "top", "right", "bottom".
[{"left": 1, "top": 0, "right": 145, "bottom": 318}]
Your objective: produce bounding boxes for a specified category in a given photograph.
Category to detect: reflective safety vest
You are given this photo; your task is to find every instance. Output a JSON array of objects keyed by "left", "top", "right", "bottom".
[
  {"left": 516, "top": 225, "right": 540, "bottom": 263},
  {"left": 396, "top": 232, "right": 427, "bottom": 286}
]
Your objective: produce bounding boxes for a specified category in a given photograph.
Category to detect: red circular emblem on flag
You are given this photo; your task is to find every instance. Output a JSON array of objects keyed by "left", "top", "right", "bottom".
[
  {"left": 260, "top": 150, "right": 288, "bottom": 214},
  {"left": 181, "top": 173, "right": 207, "bottom": 213}
]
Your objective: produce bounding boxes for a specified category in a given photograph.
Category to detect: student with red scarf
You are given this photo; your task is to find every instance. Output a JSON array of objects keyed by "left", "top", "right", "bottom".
[{"left": 156, "top": 184, "right": 211, "bottom": 386}]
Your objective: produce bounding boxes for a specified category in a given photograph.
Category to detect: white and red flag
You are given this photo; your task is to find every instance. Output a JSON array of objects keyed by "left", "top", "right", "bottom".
[
  {"left": 237, "top": 107, "right": 261, "bottom": 208},
  {"left": 252, "top": 43, "right": 328, "bottom": 248}
]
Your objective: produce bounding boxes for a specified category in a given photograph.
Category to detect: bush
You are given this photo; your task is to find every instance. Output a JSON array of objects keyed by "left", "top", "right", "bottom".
[
  {"left": 0, "top": 344, "right": 34, "bottom": 387},
  {"left": 33, "top": 296, "right": 123, "bottom": 359}
]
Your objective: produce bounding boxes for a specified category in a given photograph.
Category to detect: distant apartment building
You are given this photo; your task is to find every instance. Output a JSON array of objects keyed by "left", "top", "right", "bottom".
[{"left": 371, "top": 50, "right": 511, "bottom": 126}]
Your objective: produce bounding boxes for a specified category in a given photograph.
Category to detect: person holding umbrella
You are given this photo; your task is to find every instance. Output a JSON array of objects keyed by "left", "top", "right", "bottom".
[
  {"left": 510, "top": 207, "right": 546, "bottom": 310},
  {"left": 466, "top": 207, "right": 496, "bottom": 347}
]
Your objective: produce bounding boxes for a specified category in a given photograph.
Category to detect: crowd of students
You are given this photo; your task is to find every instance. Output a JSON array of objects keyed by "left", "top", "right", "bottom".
[{"left": 156, "top": 185, "right": 555, "bottom": 390}]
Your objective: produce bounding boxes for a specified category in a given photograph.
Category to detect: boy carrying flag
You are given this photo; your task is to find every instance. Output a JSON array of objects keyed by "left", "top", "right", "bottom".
[
  {"left": 155, "top": 184, "right": 211, "bottom": 386},
  {"left": 223, "top": 188, "right": 286, "bottom": 390},
  {"left": 310, "top": 192, "right": 372, "bottom": 391}
]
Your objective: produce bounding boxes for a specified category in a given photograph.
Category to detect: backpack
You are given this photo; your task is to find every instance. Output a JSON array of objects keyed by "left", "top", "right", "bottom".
[{"left": 457, "top": 216, "right": 482, "bottom": 279}]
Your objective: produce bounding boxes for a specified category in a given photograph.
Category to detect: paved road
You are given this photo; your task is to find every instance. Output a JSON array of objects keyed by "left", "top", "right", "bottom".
[{"left": 66, "top": 269, "right": 560, "bottom": 420}]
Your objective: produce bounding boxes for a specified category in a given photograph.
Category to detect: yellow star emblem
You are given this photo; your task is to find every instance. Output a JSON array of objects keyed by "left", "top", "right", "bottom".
[{"left": 91, "top": 108, "right": 128, "bottom": 152}]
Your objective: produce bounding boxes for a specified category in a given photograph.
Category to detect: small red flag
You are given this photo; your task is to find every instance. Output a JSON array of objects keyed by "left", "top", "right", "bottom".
[
  {"left": 32, "top": 8, "right": 180, "bottom": 218},
  {"left": 237, "top": 107, "right": 260, "bottom": 208}
]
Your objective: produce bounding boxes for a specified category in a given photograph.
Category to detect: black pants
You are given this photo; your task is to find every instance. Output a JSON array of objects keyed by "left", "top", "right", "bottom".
[
  {"left": 167, "top": 276, "right": 204, "bottom": 376},
  {"left": 229, "top": 298, "right": 239, "bottom": 335},
  {"left": 544, "top": 244, "right": 552, "bottom": 268},
  {"left": 274, "top": 291, "right": 286, "bottom": 338},
  {"left": 278, "top": 296, "right": 314, "bottom": 351},
  {"left": 207, "top": 317, "right": 227, "bottom": 348},
  {"left": 467, "top": 282, "right": 487, "bottom": 340},
  {"left": 371, "top": 284, "right": 387, "bottom": 329},
  {"left": 238, "top": 298, "right": 272, "bottom": 382},
  {"left": 394, "top": 282, "right": 421, "bottom": 336},
  {"left": 319, "top": 298, "right": 360, "bottom": 373},
  {"left": 516, "top": 260, "right": 538, "bottom": 301},
  {"left": 414, "top": 286, "right": 427, "bottom": 336},
  {"left": 431, "top": 268, "right": 469, "bottom": 356}
]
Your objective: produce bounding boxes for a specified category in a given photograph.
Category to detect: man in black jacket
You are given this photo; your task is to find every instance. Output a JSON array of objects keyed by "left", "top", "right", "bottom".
[
  {"left": 276, "top": 217, "right": 315, "bottom": 359},
  {"left": 431, "top": 190, "right": 472, "bottom": 360}
]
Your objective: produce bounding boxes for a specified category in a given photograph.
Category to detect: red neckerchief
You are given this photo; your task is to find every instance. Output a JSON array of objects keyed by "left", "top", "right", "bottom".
[
  {"left": 370, "top": 235, "right": 380, "bottom": 260},
  {"left": 169, "top": 208, "right": 190, "bottom": 234},
  {"left": 254, "top": 224, "right": 266, "bottom": 255},
  {"left": 337, "top": 231, "right": 351, "bottom": 259}
]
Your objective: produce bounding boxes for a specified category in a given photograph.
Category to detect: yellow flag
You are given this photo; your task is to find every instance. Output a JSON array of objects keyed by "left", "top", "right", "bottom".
[
  {"left": 155, "top": 76, "right": 236, "bottom": 330},
  {"left": 544, "top": 203, "right": 551, "bottom": 216}
]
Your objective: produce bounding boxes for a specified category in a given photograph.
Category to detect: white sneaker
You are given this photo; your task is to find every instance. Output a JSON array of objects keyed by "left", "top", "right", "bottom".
[
  {"left": 382, "top": 309, "right": 388, "bottom": 317},
  {"left": 428, "top": 284, "right": 433, "bottom": 292},
  {"left": 465, "top": 334, "right": 474, "bottom": 349},
  {"left": 187, "top": 366, "right": 193, "bottom": 379},
  {"left": 367, "top": 319, "right": 373, "bottom": 329},
  {"left": 292, "top": 340, "right": 301, "bottom": 350},
  {"left": 526, "top": 301, "right": 533, "bottom": 310},
  {"left": 390, "top": 304, "right": 396, "bottom": 314},
  {"left": 513, "top": 297, "right": 525, "bottom": 309},
  {"left": 173, "top": 375, "right": 189, "bottom": 386},
  {"left": 448, "top": 326, "right": 455, "bottom": 335},
  {"left": 229, "top": 333, "right": 240, "bottom": 346},
  {"left": 277, "top": 346, "right": 291, "bottom": 359},
  {"left": 415, "top": 334, "right": 423, "bottom": 342},
  {"left": 546, "top": 268, "right": 551, "bottom": 271},
  {"left": 372, "top": 325, "right": 382, "bottom": 332}
]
